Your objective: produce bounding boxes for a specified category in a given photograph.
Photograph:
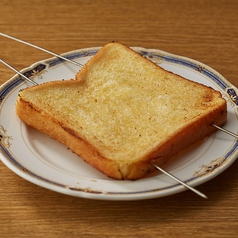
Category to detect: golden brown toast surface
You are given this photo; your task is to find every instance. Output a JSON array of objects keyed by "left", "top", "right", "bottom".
[{"left": 16, "top": 42, "right": 227, "bottom": 179}]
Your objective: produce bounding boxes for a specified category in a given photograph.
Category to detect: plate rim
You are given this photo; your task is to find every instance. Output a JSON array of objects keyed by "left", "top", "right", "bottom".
[{"left": 1, "top": 46, "right": 238, "bottom": 200}]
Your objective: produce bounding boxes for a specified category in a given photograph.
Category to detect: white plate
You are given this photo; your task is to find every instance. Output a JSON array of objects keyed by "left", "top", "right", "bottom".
[{"left": 1, "top": 47, "right": 238, "bottom": 200}]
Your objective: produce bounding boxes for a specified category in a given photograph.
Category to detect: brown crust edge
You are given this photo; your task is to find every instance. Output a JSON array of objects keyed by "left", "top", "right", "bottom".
[
  {"left": 16, "top": 95, "right": 227, "bottom": 180},
  {"left": 16, "top": 97, "right": 125, "bottom": 179}
]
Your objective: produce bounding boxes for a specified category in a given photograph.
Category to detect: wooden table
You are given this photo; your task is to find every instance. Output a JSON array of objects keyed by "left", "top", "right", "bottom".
[{"left": 1, "top": 0, "right": 238, "bottom": 237}]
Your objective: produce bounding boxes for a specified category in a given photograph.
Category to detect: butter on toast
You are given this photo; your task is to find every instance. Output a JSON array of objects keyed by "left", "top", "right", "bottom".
[{"left": 16, "top": 42, "right": 227, "bottom": 180}]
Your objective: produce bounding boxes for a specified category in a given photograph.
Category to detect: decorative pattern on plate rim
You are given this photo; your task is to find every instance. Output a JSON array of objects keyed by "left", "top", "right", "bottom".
[
  {"left": 193, "top": 157, "right": 225, "bottom": 177},
  {"left": 0, "top": 64, "right": 47, "bottom": 104},
  {"left": 0, "top": 125, "right": 12, "bottom": 148},
  {"left": 0, "top": 77, "right": 22, "bottom": 104},
  {"left": 226, "top": 88, "right": 238, "bottom": 106},
  {"left": 46, "top": 49, "right": 99, "bottom": 68},
  {"left": 23, "top": 63, "right": 47, "bottom": 80},
  {"left": 137, "top": 50, "right": 163, "bottom": 65}
]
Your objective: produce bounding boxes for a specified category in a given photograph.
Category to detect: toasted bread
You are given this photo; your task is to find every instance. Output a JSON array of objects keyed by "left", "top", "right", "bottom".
[{"left": 16, "top": 42, "right": 227, "bottom": 180}]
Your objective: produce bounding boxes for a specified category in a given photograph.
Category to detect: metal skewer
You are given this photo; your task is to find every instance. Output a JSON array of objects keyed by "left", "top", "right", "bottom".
[
  {"left": 0, "top": 58, "right": 38, "bottom": 85},
  {"left": 152, "top": 163, "right": 207, "bottom": 199},
  {"left": 0, "top": 32, "right": 83, "bottom": 68},
  {"left": 212, "top": 124, "right": 238, "bottom": 139},
  {"left": 151, "top": 124, "right": 238, "bottom": 199},
  {"left": 151, "top": 123, "right": 238, "bottom": 199}
]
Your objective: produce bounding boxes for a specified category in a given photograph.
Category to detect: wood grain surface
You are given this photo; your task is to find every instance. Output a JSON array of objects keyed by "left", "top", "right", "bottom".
[{"left": 0, "top": 0, "right": 238, "bottom": 237}]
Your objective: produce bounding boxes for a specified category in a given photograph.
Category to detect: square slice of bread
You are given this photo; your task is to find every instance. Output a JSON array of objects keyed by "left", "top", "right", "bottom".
[{"left": 16, "top": 42, "right": 227, "bottom": 180}]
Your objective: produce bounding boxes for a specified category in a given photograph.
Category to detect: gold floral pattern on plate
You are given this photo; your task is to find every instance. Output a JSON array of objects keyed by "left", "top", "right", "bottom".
[
  {"left": 193, "top": 157, "right": 225, "bottom": 177},
  {"left": 0, "top": 125, "right": 13, "bottom": 148}
]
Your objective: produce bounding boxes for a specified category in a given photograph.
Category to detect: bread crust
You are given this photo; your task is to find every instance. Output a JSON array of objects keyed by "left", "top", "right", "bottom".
[
  {"left": 16, "top": 90, "right": 226, "bottom": 180},
  {"left": 16, "top": 97, "right": 125, "bottom": 179}
]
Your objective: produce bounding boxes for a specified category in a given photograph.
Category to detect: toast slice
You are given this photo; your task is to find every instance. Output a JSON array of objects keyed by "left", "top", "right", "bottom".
[{"left": 16, "top": 42, "right": 227, "bottom": 180}]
